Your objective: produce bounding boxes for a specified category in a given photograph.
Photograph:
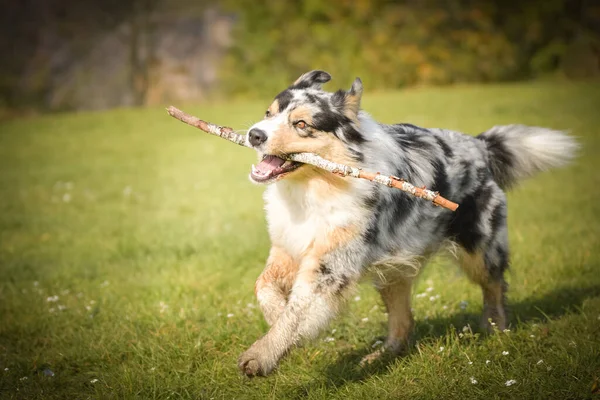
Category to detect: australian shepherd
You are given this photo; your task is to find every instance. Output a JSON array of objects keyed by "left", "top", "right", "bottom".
[{"left": 237, "top": 70, "right": 577, "bottom": 376}]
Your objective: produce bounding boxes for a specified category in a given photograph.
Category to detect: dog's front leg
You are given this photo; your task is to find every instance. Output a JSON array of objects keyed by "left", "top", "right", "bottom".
[
  {"left": 239, "top": 251, "right": 361, "bottom": 377},
  {"left": 255, "top": 246, "right": 297, "bottom": 326}
]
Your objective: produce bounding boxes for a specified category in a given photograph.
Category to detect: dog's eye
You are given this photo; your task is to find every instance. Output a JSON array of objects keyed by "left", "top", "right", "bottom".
[
  {"left": 295, "top": 120, "right": 307, "bottom": 129},
  {"left": 265, "top": 110, "right": 271, "bottom": 118}
]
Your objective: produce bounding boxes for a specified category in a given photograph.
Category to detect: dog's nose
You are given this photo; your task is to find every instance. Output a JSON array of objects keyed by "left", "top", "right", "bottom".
[{"left": 248, "top": 128, "right": 267, "bottom": 147}]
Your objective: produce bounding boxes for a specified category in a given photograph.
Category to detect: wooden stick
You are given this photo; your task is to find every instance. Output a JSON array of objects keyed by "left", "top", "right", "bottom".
[{"left": 167, "top": 106, "right": 459, "bottom": 211}]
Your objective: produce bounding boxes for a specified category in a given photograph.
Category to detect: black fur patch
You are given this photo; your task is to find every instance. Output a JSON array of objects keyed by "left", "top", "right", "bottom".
[
  {"left": 394, "top": 127, "right": 434, "bottom": 153},
  {"left": 348, "top": 147, "right": 365, "bottom": 162},
  {"left": 291, "top": 70, "right": 331, "bottom": 89},
  {"left": 489, "top": 203, "right": 505, "bottom": 237},
  {"left": 477, "top": 134, "right": 515, "bottom": 187},
  {"left": 447, "top": 183, "right": 493, "bottom": 252},
  {"left": 312, "top": 112, "right": 365, "bottom": 144},
  {"left": 434, "top": 136, "right": 454, "bottom": 158},
  {"left": 335, "top": 274, "right": 351, "bottom": 295},
  {"left": 431, "top": 159, "right": 451, "bottom": 197},
  {"left": 275, "top": 90, "right": 294, "bottom": 112},
  {"left": 319, "top": 263, "right": 331, "bottom": 275}
]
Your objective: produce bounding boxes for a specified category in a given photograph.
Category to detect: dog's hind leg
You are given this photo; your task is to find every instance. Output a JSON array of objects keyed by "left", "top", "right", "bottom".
[
  {"left": 450, "top": 181, "right": 510, "bottom": 332},
  {"left": 360, "top": 277, "right": 414, "bottom": 365},
  {"left": 457, "top": 228, "right": 509, "bottom": 332},
  {"left": 255, "top": 246, "right": 298, "bottom": 326}
]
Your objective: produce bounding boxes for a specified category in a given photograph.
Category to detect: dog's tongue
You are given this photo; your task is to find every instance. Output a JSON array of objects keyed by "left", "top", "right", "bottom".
[{"left": 256, "top": 155, "right": 286, "bottom": 174}]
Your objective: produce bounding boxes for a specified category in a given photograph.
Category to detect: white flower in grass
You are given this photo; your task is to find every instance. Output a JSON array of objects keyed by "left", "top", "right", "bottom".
[
  {"left": 33, "top": 281, "right": 39, "bottom": 287},
  {"left": 90, "top": 378, "right": 99, "bottom": 383},
  {"left": 57, "top": 305, "right": 67, "bottom": 311},
  {"left": 361, "top": 317, "right": 369, "bottom": 322},
  {"left": 47, "top": 295, "right": 59, "bottom": 302},
  {"left": 468, "top": 361, "right": 473, "bottom": 365},
  {"left": 159, "top": 302, "right": 169, "bottom": 313},
  {"left": 20, "top": 377, "right": 27, "bottom": 381},
  {"left": 324, "top": 337, "right": 335, "bottom": 343},
  {"left": 331, "top": 329, "right": 337, "bottom": 334},
  {"left": 502, "top": 351, "right": 509, "bottom": 356},
  {"left": 354, "top": 296, "right": 361, "bottom": 302},
  {"left": 462, "top": 325, "right": 470, "bottom": 333},
  {"left": 426, "top": 287, "right": 434, "bottom": 292},
  {"left": 530, "top": 334, "right": 535, "bottom": 338},
  {"left": 416, "top": 293, "right": 426, "bottom": 298},
  {"left": 372, "top": 340, "right": 383, "bottom": 348},
  {"left": 246, "top": 303, "right": 255, "bottom": 309},
  {"left": 503, "top": 329, "right": 510, "bottom": 333},
  {"left": 62, "top": 193, "right": 71, "bottom": 203},
  {"left": 485, "top": 360, "right": 491, "bottom": 364},
  {"left": 49, "top": 308, "right": 56, "bottom": 313},
  {"left": 505, "top": 379, "right": 517, "bottom": 386},
  {"left": 442, "top": 305, "right": 448, "bottom": 310},
  {"left": 470, "top": 376, "right": 478, "bottom": 384},
  {"left": 429, "top": 296, "right": 436, "bottom": 302},
  {"left": 226, "top": 313, "right": 234, "bottom": 318},
  {"left": 85, "top": 305, "right": 92, "bottom": 311},
  {"left": 459, "top": 301, "right": 468, "bottom": 310},
  {"left": 537, "top": 360, "right": 544, "bottom": 365},
  {"left": 438, "top": 346, "right": 445, "bottom": 352},
  {"left": 100, "top": 280, "right": 110, "bottom": 288}
]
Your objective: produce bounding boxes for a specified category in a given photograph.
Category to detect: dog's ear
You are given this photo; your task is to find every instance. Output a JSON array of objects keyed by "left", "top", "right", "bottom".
[
  {"left": 292, "top": 70, "right": 332, "bottom": 90},
  {"left": 344, "top": 77, "right": 363, "bottom": 118}
]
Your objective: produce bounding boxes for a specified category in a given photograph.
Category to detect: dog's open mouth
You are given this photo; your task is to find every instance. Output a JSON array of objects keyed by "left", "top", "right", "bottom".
[{"left": 250, "top": 155, "right": 302, "bottom": 183}]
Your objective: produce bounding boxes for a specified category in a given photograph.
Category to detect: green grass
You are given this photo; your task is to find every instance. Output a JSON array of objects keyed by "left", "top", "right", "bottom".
[{"left": 1, "top": 81, "right": 599, "bottom": 399}]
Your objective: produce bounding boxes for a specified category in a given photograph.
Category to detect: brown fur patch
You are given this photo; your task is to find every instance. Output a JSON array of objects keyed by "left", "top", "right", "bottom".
[
  {"left": 265, "top": 127, "right": 356, "bottom": 168},
  {"left": 379, "top": 279, "right": 414, "bottom": 349},
  {"left": 267, "top": 99, "right": 279, "bottom": 116},
  {"left": 344, "top": 93, "right": 361, "bottom": 121},
  {"left": 457, "top": 248, "right": 489, "bottom": 285},
  {"left": 288, "top": 106, "right": 314, "bottom": 126},
  {"left": 255, "top": 246, "right": 298, "bottom": 296}
]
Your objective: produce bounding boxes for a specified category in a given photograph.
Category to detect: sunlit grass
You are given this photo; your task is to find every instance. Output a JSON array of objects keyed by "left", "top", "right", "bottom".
[{"left": 0, "top": 81, "right": 599, "bottom": 399}]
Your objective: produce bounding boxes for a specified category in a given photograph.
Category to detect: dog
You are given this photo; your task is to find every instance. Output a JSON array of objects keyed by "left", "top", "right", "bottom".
[{"left": 238, "top": 70, "right": 578, "bottom": 377}]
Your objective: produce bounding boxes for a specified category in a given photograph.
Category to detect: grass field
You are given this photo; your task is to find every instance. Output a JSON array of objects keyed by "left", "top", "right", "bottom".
[{"left": 1, "top": 81, "right": 599, "bottom": 399}]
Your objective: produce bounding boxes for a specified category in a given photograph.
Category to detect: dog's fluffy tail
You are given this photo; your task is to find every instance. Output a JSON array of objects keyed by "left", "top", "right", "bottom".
[{"left": 477, "top": 125, "right": 579, "bottom": 189}]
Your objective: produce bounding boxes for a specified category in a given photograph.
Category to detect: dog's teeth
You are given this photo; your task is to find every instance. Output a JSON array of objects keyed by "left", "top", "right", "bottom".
[{"left": 251, "top": 164, "right": 257, "bottom": 173}]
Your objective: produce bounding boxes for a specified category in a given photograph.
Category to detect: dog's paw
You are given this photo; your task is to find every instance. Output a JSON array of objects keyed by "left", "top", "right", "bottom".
[{"left": 238, "top": 342, "right": 277, "bottom": 377}]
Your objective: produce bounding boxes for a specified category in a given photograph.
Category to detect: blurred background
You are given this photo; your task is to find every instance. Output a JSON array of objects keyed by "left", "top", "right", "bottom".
[{"left": 2, "top": 0, "right": 599, "bottom": 114}]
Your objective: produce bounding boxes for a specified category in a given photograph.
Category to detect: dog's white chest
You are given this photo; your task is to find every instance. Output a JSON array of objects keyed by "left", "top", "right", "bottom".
[{"left": 264, "top": 182, "right": 361, "bottom": 260}]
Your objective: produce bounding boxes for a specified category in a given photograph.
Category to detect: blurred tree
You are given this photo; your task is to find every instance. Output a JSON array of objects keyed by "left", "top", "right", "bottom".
[
  {"left": 1, "top": 0, "right": 598, "bottom": 111},
  {"left": 221, "top": 0, "right": 599, "bottom": 96}
]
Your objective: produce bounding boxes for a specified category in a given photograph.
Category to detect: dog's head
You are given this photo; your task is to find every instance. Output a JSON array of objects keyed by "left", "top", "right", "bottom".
[{"left": 247, "top": 70, "right": 366, "bottom": 184}]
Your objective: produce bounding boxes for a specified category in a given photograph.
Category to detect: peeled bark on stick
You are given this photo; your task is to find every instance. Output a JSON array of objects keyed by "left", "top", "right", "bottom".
[{"left": 166, "top": 106, "right": 459, "bottom": 211}]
